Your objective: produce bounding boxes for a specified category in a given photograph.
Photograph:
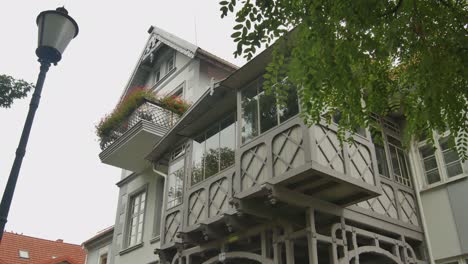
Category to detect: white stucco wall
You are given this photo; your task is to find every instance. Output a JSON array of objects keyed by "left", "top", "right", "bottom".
[
  {"left": 421, "top": 186, "right": 462, "bottom": 260},
  {"left": 110, "top": 170, "right": 164, "bottom": 264}
]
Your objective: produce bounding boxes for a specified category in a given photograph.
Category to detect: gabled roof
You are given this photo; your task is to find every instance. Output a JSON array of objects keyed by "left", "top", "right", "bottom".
[
  {"left": 0, "top": 232, "right": 86, "bottom": 264},
  {"left": 120, "top": 26, "right": 238, "bottom": 100}
]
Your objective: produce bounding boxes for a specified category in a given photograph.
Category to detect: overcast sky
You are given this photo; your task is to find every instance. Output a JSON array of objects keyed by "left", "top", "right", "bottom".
[{"left": 0, "top": 0, "right": 245, "bottom": 245}]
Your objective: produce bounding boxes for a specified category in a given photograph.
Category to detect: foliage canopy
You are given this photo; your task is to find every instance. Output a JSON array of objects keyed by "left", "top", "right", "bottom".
[
  {"left": 220, "top": 0, "right": 468, "bottom": 159},
  {"left": 0, "top": 74, "right": 34, "bottom": 108}
]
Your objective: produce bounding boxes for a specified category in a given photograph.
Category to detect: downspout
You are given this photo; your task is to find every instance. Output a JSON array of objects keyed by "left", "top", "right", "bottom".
[
  {"left": 152, "top": 163, "right": 168, "bottom": 178},
  {"left": 408, "top": 143, "right": 435, "bottom": 264}
]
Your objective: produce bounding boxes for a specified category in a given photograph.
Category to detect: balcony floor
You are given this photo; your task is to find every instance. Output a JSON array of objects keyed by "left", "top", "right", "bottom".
[{"left": 99, "top": 120, "right": 168, "bottom": 172}]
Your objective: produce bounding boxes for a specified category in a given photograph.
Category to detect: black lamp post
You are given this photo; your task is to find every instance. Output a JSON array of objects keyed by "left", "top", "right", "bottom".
[{"left": 0, "top": 7, "right": 79, "bottom": 241}]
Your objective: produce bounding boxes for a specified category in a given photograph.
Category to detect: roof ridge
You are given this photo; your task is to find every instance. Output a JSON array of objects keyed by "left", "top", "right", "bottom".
[{"left": 3, "top": 232, "right": 81, "bottom": 246}]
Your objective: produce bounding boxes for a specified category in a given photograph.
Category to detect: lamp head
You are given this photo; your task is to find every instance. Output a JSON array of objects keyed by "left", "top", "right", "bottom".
[{"left": 36, "top": 7, "right": 79, "bottom": 64}]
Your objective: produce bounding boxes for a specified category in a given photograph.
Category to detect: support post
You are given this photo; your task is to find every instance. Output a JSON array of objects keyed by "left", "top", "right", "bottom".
[
  {"left": 285, "top": 225, "right": 295, "bottom": 264},
  {"left": 307, "top": 208, "right": 318, "bottom": 264},
  {"left": 0, "top": 60, "right": 51, "bottom": 241}
]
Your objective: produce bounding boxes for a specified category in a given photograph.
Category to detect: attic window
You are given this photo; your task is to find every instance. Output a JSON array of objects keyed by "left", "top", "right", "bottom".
[{"left": 19, "top": 250, "right": 29, "bottom": 259}]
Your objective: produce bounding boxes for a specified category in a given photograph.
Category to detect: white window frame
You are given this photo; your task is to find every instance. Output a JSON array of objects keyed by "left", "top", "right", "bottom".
[
  {"left": 166, "top": 52, "right": 175, "bottom": 73},
  {"left": 166, "top": 145, "right": 186, "bottom": 209},
  {"left": 414, "top": 130, "right": 467, "bottom": 190},
  {"left": 125, "top": 187, "right": 147, "bottom": 248},
  {"left": 171, "top": 83, "right": 185, "bottom": 99},
  {"left": 99, "top": 253, "right": 108, "bottom": 264},
  {"left": 370, "top": 115, "right": 413, "bottom": 188},
  {"left": 154, "top": 67, "right": 161, "bottom": 84}
]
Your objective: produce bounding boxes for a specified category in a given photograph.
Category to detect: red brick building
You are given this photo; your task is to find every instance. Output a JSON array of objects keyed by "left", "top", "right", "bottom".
[{"left": 0, "top": 232, "right": 86, "bottom": 264}]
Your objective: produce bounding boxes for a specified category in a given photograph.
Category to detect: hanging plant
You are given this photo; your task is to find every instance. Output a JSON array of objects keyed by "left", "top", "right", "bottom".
[{"left": 96, "top": 87, "right": 191, "bottom": 148}]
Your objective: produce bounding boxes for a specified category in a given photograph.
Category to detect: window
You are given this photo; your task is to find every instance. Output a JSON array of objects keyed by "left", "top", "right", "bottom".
[
  {"left": 167, "top": 146, "right": 185, "bottom": 208},
  {"left": 370, "top": 117, "right": 412, "bottom": 187},
  {"left": 241, "top": 78, "right": 299, "bottom": 143},
  {"left": 172, "top": 85, "right": 184, "bottom": 99},
  {"left": 387, "top": 136, "right": 412, "bottom": 186},
  {"left": 371, "top": 130, "right": 390, "bottom": 178},
  {"left": 127, "top": 191, "right": 146, "bottom": 247},
  {"left": 154, "top": 68, "right": 161, "bottom": 83},
  {"left": 99, "top": 253, "right": 108, "bottom": 264},
  {"left": 166, "top": 54, "right": 175, "bottom": 73},
  {"left": 192, "top": 114, "right": 236, "bottom": 185},
  {"left": 418, "top": 132, "right": 465, "bottom": 187},
  {"left": 19, "top": 250, "right": 29, "bottom": 259}
]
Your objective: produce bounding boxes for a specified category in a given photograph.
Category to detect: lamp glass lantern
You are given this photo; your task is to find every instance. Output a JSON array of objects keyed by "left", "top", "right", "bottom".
[{"left": 36, "top": 7, "right": 79, "bottom": 63}]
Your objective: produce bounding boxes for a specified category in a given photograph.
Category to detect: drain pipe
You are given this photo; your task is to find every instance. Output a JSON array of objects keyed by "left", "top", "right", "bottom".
[
  {"left": 408, "top": 144, "right": 435, "bottom": 264},
  {"left": 152, "top": 162, "right": 168, "bottom": 178}
]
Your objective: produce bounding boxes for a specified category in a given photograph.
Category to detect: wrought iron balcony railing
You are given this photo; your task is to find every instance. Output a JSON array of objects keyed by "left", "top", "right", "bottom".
[{"left": 100, "top": 101, "right": 180, "bottom": 150}]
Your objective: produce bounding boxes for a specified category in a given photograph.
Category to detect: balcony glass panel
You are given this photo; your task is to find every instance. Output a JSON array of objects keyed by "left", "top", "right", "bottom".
[
  {"left": 167, "top": 158, "right": 185, "bottom": 208},
  {"left": 259, "top": 86, "right": 278, "bottom": 133},
  {"left": 241, "top": 78, "right": 299, "bottom": 144},
  {"left": 241, "top": 82, "right": 260, "bottom": 143},
  {"left": 278, "top": 85, "right": 299, "bottom": 123},
  {"left": 205, "top": 125, "right": 220, "bottom": 178},
  {"left": 192, "top": 135, "right": 205, "bottom": 185},
  {"left": 220, "top": 115, "right": 236, "bottom": 170},
  {"left": 191, "top": 114, "right": 236, "bottom": 185}
]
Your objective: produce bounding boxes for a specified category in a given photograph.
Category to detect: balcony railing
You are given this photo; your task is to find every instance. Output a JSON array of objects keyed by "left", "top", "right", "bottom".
[{"left": 100, "top": 101, "right": 180, "bottom": 150}]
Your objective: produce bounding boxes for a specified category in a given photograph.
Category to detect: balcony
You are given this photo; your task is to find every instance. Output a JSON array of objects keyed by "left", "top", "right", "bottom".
[
  {"left": 161, "top": 117, "right": 382, "bottom": 248},
  {"left": 234, "top": 117, "right": 381, "bottom": 205},
  {"left": 99, "top": 100, "right": 179, "bottom": 172}
]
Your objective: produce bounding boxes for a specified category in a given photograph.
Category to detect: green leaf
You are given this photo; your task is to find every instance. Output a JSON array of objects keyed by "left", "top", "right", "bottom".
[{"left": 231, "top": 31, "right": 241, "bottom": 38}]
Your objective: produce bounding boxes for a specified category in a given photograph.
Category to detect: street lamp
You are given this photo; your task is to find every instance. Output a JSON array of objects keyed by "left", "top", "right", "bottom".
[{"left": 0, "top": 7, "right": 79, "bottom": 241}]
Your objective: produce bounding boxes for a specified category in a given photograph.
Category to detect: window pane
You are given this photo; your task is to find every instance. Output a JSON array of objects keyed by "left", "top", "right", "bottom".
[
  {"left": 168, "top": 159, "right": 184, "bottom": 208},
  {"left": 191, "top": 135, "right": 205, "bottom": 185},
  {"left": 423, "top": 156, "right": 439, "bottom": 171},
  {"left": 388, "top": 137, "right": 411, "bottom": 186},
  {"left": 278, "top": 84, "right": 299, "bottom": 123},
  {"left": 397, "top": 148, "right": 412, "bottom": 186},
  {"left": 443, "top": 149, "right": 461, "bottom": 164},
  {"left": 446, "top": 162, "right": 463, "bottom": 178},
  {"left": 426, "top": 169, "right": 441, "bottom": 184},
  {"left": 128, "top": 191, "right": 146, "bottom": 246},
  {"left": 241, "top": 83, "right": 259, "bottom": 143},
  {"left": 389, "top": 145, "right": 401, "bottom": 176},
  {"left": 419, "top": 145, "right": 441, "bottom": 184},
  {"left": 220, "top": 115, "right": 236, "bottom": 170},
  {"left": 205, "top": 125, "right": 220, "bottom": 178},
  {"left": 259, "top": 86, "right": 278, "bottom": 133},
  {"left": 371, "top": 131, "right": 389, "bottom": 178}
]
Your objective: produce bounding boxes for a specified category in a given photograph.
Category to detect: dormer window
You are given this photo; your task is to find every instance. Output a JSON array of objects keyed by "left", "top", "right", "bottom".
[{"left": 19, "top": 250, "right": 29, "bottom": 259}]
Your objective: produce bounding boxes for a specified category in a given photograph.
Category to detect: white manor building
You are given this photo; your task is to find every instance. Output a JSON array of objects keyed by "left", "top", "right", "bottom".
[{"left": 83, "top": 26, "right": 468, "bottom": 264}]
